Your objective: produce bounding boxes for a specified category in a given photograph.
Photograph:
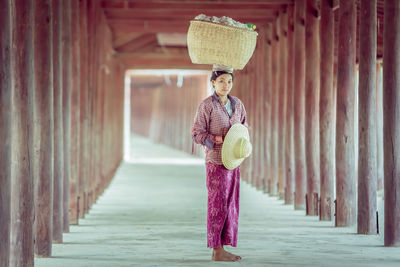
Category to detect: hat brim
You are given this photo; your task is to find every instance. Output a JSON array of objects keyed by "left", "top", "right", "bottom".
[{"left": 221, "top": 123, "right": 250, "bottom": 170}]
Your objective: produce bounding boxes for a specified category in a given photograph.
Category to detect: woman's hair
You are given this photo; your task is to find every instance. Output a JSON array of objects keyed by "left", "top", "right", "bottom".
[{"left": 210, "top": 70, "right": 235, "bottom": 82}]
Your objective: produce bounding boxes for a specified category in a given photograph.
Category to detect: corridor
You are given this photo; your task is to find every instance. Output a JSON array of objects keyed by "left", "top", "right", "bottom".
[{"left": 35, "top": 135, "right": 397, "bottom": 267}]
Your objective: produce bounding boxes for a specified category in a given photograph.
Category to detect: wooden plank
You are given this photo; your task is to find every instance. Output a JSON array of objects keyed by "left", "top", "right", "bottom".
[
  {"left": 101, "top": 0, "right": 294, "bottom": 4},
  {"left": 293, "top": 0, "right": 306, "bottom": 210},
  {"left": 336, "top": 0, "right": 357, "bottom": 227},
  {"left": 33, "top": 0, "right": 54, "bottom": 257},
  {"left": 305, "top": 0, "right": 320, "bottom": 216},
  {"left": 358, "top": 0, "right": 377, "bottom": 234},
  {"left": 320, "top": 0, "right": 335, "bottom": 221},
  {"left": 52, "top": 0, "right": 64, "bottom": 243},
  {"left": 0, "top": 0, "right": 12, "bottom": 265},
  {"left": 383, "top": 0, "right": 400, "bottom": 246},
  {"left": 10, "top": 0, "right": 35, "bottom": 265}
]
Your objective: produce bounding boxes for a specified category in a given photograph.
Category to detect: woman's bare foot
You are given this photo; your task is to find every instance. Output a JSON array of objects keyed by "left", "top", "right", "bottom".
[{"left": 212, "top": 247, "right": 241, "bottom": 261}]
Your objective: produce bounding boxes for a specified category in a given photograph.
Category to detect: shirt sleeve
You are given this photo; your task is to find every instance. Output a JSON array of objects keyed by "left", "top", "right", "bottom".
[
  {"left": 191, "top": 101, "right": 215, "bottom": 149},
  {"left": 240, "top": 101, "right": 249, "bottom": 129}
]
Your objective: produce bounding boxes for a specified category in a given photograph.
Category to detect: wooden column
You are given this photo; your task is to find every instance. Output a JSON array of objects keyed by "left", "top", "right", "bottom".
[
  {"left": 264, "top": 24, "right": 273, "bottom": 193},
  {"left": 376, "top": 63, "right": 384, "bottom": 191},
  {"left": 278, "top": 11, "right": 288, "bottom": 199},
  {"left": 78, "top": 0, "right": 88, "bottom": 220},
  {"left": 270, "top": 20, "right": 280, "bottom": 196},
  {"left": 0, "top": 0, "right": 12, "bottom": 265},
  {"left": 10, "top": 0, "right": 35, "bottom": 265},
  {"left": 53, "top": 0, "right": 64, "bottom": 243},
  {"left": 305, "top": 0, "right": 320, "bottom": 216},
  {"left": 69, "top": 0, "right": 80, "bottom": 225},
  {"left": 33, "top": 0, "right": 54, "bottom": 256},
  {"left": 319, "top": 0, "right": 335, "bottom": 221},
  {"left": 336, "top": 0, "right": 357, "bottom": 226},
  {"left": 285, "top": 7, "right": 295, "bottom": 205},
  {"left": 358, "top": 0, "right": 377, "bottom": 234},
  {"left": 383, "top": 0, "right": 400, "bottom": 247},
  {"left": 293, "top": 0, "right": 306, "bottom": 209},
  {"left": 62, "top": 0, "right": 72, "bottom": 233}
]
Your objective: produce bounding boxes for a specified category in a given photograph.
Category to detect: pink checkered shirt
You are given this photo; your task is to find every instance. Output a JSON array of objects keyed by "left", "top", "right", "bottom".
[{"left": 191, "top": 92, "right": 248, "bottom": 165}]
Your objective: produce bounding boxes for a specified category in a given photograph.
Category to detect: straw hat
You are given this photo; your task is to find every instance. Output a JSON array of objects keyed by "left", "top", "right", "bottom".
[{"left": 221, "top": 123, "right": 252, "bottom": 170}]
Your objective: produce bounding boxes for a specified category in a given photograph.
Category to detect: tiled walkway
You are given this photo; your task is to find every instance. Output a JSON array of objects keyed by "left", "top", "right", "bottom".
[{"left": 35, "top": 135, "right": 399, "bottom": 266}]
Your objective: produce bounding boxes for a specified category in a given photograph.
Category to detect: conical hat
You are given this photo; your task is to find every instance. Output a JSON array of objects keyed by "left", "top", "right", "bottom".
[{"left": 221, "top": 123, "right": 252, "bottom": 170}]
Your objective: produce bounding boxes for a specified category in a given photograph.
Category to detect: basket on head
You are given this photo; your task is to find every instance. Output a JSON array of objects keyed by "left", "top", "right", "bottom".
[{"left": 187, "top": 20, "right": 258, "bottom": 70}]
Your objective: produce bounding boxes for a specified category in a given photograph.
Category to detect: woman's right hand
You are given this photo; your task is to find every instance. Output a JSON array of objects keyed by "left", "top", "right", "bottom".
[{"left": 215, "top": 135, "right": 224, "bottom": 145}]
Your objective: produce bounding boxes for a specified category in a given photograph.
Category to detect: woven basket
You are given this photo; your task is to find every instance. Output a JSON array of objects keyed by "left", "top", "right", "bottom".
[{"left": 187, "top": 20, "right": 258, "bottom": 70}]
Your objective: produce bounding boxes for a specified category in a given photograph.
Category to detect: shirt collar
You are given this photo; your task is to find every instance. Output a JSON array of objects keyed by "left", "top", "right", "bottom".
[{"left": 212, "top": 91, "right": 236, "bottom": 111}]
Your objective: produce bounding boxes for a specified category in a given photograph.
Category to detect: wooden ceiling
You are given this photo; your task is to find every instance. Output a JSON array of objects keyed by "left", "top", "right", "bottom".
[
  {"left": 100, "top": 0, "right": 385, "bottom": 70},
  {"left": 101, "top": 0, "right": 292, "bottom": 69}
]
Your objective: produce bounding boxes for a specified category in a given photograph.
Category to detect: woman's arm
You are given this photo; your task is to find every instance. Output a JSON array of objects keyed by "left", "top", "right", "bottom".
[{"left": 191, "top": 101, "right": 217, "bottom": 149}]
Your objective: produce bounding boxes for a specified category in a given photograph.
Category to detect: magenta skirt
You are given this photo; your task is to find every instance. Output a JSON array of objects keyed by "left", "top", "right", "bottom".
[{"left": 206, "top": 162, "right": 240, "bottom": 248}]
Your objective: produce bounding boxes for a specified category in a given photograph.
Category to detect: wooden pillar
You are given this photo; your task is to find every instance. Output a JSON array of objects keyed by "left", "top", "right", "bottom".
[
  {"left": 52, "top": 0, "right": 64, "bottom": 243},
  {"left": 69, "top": 0, "right": 80, "bottom": 225},
  {"left": 319, "top": 0, "right": 335, "bottom": 221},
  {"left": 358, "top": 0, "right": 377, "bottom": 234},
  {"left": 0, "top": 0, "right": 12, "bottom": 265},
  {"left": 285, "top": 7, "right": 295, "bottom": 205},
  {"left": 33, "top": 0, "right": 54, "bottom": 256},
  {"left": 62, "top": 0, "right": 72, "bottom": 233},
  {"left": 383, "top": 0, "right": 400, "bottom": 247},
  {"left": 270, "top": 20, "right": 280, "bottom": 196},
  {"left": 293, "top": 0, "right": 306, "bottom": 210},
  {"left": 336, "top": 0, "right": 357, "bottom": 226},
  {"left": 376, "top": 63, "right": 384, "bottom": 191},
  {"left": 79, "top": 0, "right": 88, "bottom": 220},
  {"left": 278, "top": 10, "right": 288, "bottom": 199},
  {"left": 264, "top": 24, "right": 273, "bottom": 193},
  {"left": 305, "top": 0, "right": 320, "bottom": 216},
  {"left": 10, "top": 0, "right": 35, "bottom": 265}
]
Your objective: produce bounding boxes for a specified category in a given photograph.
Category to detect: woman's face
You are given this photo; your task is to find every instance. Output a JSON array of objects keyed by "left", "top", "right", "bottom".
[{"left": 212, "top": 73, "right": 233, "bottom": 97}]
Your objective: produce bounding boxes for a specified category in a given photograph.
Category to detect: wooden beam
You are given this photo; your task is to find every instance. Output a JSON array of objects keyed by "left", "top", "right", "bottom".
[
  {"left": 101, "top": 0, "right": 294, "bottom": 4},
  {"left": 102, "top": 1, "right": 286, "bottom": 10},
  {"left": 116, "top": 33, "right": 159, "bottom": 53},
  {"left": 103, "top": 8, "right": 279, "bottom": 20},
  {"left": 113, "top": 32, "right": 143, "bottom": 48}
]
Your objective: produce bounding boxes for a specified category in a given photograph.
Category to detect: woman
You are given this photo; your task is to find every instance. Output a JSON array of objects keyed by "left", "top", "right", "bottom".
[{"left": 191, "top": 66, "right": 247, "bottom": 262}]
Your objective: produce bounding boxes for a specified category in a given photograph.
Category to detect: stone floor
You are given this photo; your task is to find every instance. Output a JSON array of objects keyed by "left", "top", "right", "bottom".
[{"left": 35, "top": 135, "right": 399, "bottom": 267}]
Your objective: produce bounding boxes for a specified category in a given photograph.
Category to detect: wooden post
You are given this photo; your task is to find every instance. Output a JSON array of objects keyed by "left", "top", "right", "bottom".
[
  {"left": 264, "top": 24, "right": 273, "bottom": 193},
  {"left": 319, "top": 0, "right": 335, "bottom": 221},
  {"left": 52, "top": 0, "right": 64, "bottom": 243},
  {"left": 285, "top": 7, "right": 295, "bottom": 205},
  {"left": 383, "top": 0, "right": 400, "bottom": 246},
  {"left": 270, "top": 20, "right": 280, "bottom": 196},
  {"left": 0, "top": 0, "right": 12, "bottom": 265},
  {"left": 10, "top": 0, "right": 35, "bottom": 265},
  {"left": 305, "top": 0, "right": 320, "bottom": 216},
  {"left": 336, "top": 0, "right": 357, "bottom": 226},
  {"left": 358, "top": 0, "right": 377, "bottom": 235},
  {"left": 69, "top": 0, "right": 80, "bottom": 225},
  {"left": 294, "top": 0, "right": 306, "bottom": 210},
  {"left": 376, "top": 63, "right": 384, "bottom": 191},
  {"left": 279, "top": 10, "right": 288, "bottom": 199},
  {"left": 33, "top": 0, "right": 54, "bottom": 256},
  {"left": 62, "top": 0, "right": 72, "bottom": 233},
  {"left": 79, "top": 0, "right": 88, "bottom": 220}
]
